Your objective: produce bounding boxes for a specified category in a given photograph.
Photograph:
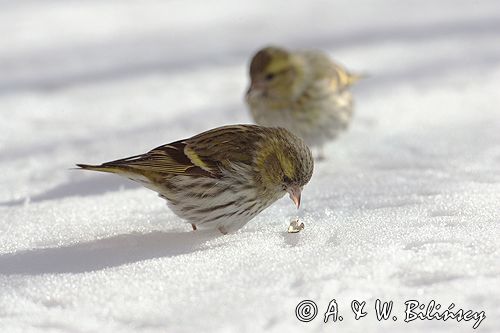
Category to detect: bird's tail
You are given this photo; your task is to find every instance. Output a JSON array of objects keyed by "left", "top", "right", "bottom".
[
  {"left": 75, "top": 163, "right": 156, "bottom": 186},
  {"left": 335, "top": 66, "right": 369, "bottom": 89},
  {"left": 346, "top": 72, "right": 369, "bottom": 86},
  {"left": 75, "top": 163, "right": 126, "bottom": 175}
]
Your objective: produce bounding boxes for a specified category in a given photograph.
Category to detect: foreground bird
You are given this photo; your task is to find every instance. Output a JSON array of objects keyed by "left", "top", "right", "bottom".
[
  {"left": 77, "top": 125, "right": 314, "bottom": 234},
  {"left": 246, "top": 46, "right": 362, "bottom": 158}
]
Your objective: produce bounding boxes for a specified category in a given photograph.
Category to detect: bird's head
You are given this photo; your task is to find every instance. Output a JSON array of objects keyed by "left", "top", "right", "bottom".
[
  {"left": 255, "top": 128, "right": 314, "bottom": 208},
  {"left": 246, "top": 46, "right": 304, "bottom": 102}
]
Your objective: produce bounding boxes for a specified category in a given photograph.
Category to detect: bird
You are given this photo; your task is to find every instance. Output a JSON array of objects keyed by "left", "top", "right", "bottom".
[
  {"left": 246, "top": 46, "right": 363, "bottom": 159},
  {"left": 76, "top": 124, "right": 314, "bottom": 234}
]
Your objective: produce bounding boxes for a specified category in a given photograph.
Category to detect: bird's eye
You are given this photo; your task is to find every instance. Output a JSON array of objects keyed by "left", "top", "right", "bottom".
[
  {"left": 265, "top": 73, "right": 275, "bottom": 81},
  {"left": 283, "top": 175, "right": 291, "bottom": 183}
]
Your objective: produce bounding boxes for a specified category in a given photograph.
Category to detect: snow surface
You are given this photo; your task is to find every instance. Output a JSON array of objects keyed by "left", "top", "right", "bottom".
[{"left": 1, "top": 1, "right": 499, "bottom": 332}]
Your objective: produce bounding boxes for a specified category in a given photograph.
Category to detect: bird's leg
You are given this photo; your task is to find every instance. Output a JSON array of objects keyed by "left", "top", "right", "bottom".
[
  {"left": 315, "top": 146, "right": 326, "bottom": 161},
  {"left": 191, "top": 224, "right": 197, "bottom": 231},
  {"left": 218, "top": 226, "right": 228, "bottom": 235}
]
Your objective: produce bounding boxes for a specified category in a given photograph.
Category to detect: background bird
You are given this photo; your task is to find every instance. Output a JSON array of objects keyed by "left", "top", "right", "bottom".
[
  {"left": 77, "top": 124, "right": 314, "bottom": 234},
  {"left": 246, "top": 46, "right": 363, "bottom": 159}
]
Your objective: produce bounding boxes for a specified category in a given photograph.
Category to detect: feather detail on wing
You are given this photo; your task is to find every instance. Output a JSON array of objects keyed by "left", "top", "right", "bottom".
[
  {"left": 110, "top": 140, "right": 219, "bottom": 177},
  {"left": 77, "top": 141, "right": 219, "bottom": 178},
  {"left": 77, "top": 125, "right": 266, "bottom": 180},
  {"left": 301, "top": 50, "right": 363, "bottom": 91}
]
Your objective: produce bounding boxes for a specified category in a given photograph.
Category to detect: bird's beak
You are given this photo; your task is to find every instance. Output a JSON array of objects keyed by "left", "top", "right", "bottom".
[
  {"left": 247, "top": 81, "right": 265, "bottom": 95},
  {"left": 246, "top": 88, "right": 263, "bottom": 101},
  {"left": 245, "top": 86, "right": 254, "bottom": 99},
  {"left": 287, "top": 185, "right": 302, "bottom": 209},
  {"left": 249, "top": 80, "right": 258, "bottom": 90}
]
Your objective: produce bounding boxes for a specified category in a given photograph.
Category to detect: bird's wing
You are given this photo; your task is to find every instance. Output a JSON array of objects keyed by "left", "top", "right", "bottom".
[
  {"left": 184, "top": 124, "right": 262, "bottom": 166},
  {"left": 92, "top": 125, "right": 263, "bottom": 178},
  {"left": 302, "top": 51, "right": 362, "bottom": 91},
  {"left": 98, "top": 140, "right": 218, "bottom": 178}
]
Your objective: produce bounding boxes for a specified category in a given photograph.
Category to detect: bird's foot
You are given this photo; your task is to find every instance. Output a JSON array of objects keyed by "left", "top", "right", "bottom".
[
  {"left": 218, "top": 226, "right": 228, "bottom": 235},
  {"left": 314, "top": 147, "right": 327, "bottom": 161}
]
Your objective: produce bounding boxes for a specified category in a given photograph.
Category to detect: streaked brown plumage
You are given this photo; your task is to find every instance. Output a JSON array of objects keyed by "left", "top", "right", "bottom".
[{"left": 77, "top": 125, "right": 314, "bottom": 234}]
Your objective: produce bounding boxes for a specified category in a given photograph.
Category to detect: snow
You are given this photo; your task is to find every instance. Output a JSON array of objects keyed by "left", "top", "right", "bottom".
[{"left": 1, "top": 1, "right": 499, "bottom": 332}]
